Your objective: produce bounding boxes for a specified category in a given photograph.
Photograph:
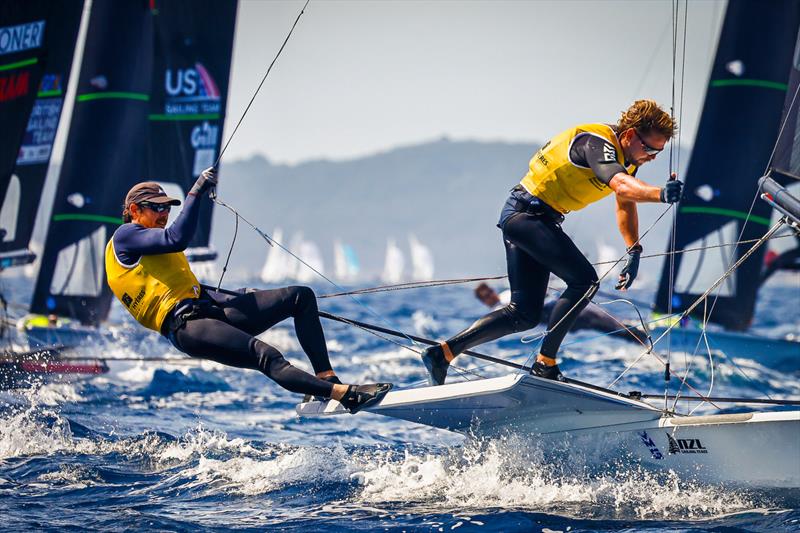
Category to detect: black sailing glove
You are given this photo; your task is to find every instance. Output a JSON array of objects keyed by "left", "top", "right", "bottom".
[
  {"left": 660, "top": 179, "right": 683, "bottom": 203},
  {"left": 616, "top": 244, "right": 643, "bottom": 290},
  {"left": 190, "top": 166, "right": 218, "bottom": 196}
]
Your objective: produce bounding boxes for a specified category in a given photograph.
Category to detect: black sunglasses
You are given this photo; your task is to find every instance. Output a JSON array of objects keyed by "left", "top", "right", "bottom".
[
  {"left": 634, "top": 129, "right": 663, "bottom": 155},
  {"left": 138, "top": 202, "right": 171, "bottom": 213}
]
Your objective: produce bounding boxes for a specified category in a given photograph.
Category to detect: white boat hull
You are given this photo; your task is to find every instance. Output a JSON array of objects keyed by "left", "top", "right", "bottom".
[{"left": 297, "top": 373, "right": 800, "bottom": 488}]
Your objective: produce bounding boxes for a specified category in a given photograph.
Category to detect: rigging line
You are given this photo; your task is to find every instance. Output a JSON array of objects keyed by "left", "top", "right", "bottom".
[
  {"left": 317, "top": 275, "right": 508, "bottom": 298},
  {"left": 316, "top": 235, "right": 795, "bottom": 300},
  {"left": 521, "top": 202, "right": 676, "bottom": 356},
  {"left": 214, "top": 0, "right": 310, "bottom": 166},
  {"left": 697, "top": 183, "right": 762, "bottom": 341},
  {"left": 211, "top": 200, "right": 423, "bottom": 351},
  {"left": 619, "top": 219, "right": 786, "bottom": 397},
  {"left": 216, "top": 206, "right": 238, "bottom": 290},
  {"left": 671, "top": 297, "right": 710, "bottom": 412},
  {"left": 614, "top": 222, "right": 783, "bottom": 388}
]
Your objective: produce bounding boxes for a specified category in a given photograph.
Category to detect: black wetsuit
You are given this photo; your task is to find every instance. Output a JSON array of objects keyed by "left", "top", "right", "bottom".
[
  {"left": 444, "top": 134, "right": 634, "bottom": 359},
  {"left": 112, "top": 193, "right": 334, "bottom": 398}
]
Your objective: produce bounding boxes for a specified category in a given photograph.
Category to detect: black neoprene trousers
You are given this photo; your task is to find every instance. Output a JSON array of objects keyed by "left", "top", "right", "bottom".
[
  {"left": 169, "top": 286, "right": 335, "bottom": 398},
  {"left": 446, "top": 211, "right": 598, "bottom": 359}
]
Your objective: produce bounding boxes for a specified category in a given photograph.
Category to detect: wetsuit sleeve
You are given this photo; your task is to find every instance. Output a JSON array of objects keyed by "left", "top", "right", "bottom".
[
  {"left": 573, "top": 134, "right": 627, "bottom": 185},
  {"left": 113, "top": 193, "right": 203, "bottom": 265}
]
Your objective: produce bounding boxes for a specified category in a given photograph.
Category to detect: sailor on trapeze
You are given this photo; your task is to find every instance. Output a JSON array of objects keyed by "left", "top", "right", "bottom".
[{"left": 105, "top": 167, "right": 391, "bottom": 412}]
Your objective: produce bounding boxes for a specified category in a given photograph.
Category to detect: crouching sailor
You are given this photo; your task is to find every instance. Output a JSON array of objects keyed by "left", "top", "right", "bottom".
[
  {"left": 422, "top": 100, "right": 682, "bottom": 385},
  {"left": 105, "top": 168, "right": 391, "bottom": 412}
]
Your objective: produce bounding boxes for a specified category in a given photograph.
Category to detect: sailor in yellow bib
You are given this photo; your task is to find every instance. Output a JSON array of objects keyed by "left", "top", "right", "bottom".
[
  {"left": 421, "top": 100, "right": 684, "bottom": 385},
  {"left": 106, "top": 169, "right": 391, "bottom": 413}
]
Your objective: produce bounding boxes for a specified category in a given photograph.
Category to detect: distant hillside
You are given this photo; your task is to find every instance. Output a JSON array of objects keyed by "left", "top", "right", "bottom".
[{"left": 210, "top": 138, "right": 687, "bottom": 281}]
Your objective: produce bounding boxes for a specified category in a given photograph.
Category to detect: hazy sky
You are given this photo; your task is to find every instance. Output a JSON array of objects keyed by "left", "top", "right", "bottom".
[{"left": 222, "top": 0, "right": 727, "bottom": 165}]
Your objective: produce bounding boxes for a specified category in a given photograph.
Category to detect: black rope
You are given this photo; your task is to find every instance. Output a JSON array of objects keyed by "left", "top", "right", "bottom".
[{"left": 215, "top": 0, "right": 310, "bottom": 166}]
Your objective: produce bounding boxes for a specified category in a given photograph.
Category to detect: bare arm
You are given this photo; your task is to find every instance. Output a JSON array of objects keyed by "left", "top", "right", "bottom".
[
  {"left": 609, "top": 172, "right": 662, "bottom": 203},
  {"left": 615, "top": 195, "right": 640, "bottom": 249}
]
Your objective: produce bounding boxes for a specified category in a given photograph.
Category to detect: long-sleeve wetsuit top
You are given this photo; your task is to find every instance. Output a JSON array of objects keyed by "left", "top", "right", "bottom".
[
  {"left": 112, "top": 193, "right": 203, "bottom": 265},
  {"left": 569, "top": 133, "right": 637, "bottom": 185}
]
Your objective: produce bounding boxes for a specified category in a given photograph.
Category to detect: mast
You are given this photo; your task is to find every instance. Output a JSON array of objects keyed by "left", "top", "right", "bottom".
[
  {"left": 653, "top": 0, "right": 800, "bottom": 331},
  {"left": 0, "top": 1, "right": 84, "bottom": 269}
]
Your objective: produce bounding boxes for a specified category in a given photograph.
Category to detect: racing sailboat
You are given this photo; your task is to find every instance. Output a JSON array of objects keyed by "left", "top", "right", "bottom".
[
  {"left": 301, "top": 172, "right": 800, "bottom": 487},
  {"left": 299, "top": 0, "right": 800, "bottom": 488},
  {"left": 649, "top": 0, "right": 800, "bottom": 370},
  {"left": 0, "top": 0, "right": 111, "bottom": 388}
]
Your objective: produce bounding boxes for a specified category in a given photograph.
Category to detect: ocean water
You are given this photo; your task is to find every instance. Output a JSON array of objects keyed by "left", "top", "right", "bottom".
[{"left": 1, "top": 280, "right": 799, "bottom": 532}]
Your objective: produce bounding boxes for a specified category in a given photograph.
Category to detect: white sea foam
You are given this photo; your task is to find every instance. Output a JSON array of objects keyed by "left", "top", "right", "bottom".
[
  {"left": 0, "top": 407, "right": 74, "bottom": 459},
  {"left": 348, "top": 438, "right": 756, "bottom": 520}
]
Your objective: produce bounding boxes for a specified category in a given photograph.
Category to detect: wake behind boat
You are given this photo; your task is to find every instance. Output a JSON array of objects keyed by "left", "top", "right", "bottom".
[{"left": 298, "top": 372, "right": 800, "bottom": 488}]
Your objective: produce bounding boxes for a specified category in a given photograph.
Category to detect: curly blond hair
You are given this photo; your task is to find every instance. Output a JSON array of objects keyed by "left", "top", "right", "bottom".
[{"left": 617, "top": 99, "right": 677, "bottom": 139}]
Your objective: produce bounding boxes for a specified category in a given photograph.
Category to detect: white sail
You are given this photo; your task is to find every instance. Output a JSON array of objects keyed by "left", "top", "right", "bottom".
[
  {"left": 408, "top": 234, "right": 434, "bottom": 281},
  {"left": 294, "top": 238, "right": 325, "bottom": 283},
  {"left": 333, "top": 240, "right": 359, "bottom": 282},
  {"left": 381, "top": 238, "right": 405, "bottom": 283},
  {"left": 260, "top": 228, "right": 289, "bottom": 283}
]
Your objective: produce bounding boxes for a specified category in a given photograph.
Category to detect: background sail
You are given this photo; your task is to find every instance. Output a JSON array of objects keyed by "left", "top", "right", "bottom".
[
  {"left": 0, "top": 1, "right": 83, "bottom": 266},
  {"left": 653, "top": 0, "right": 800, "bottom": 331},
  {"left": 147, "top": 0, "right": 238, "bottom": 261},
  {"left": 30, "top": 0, "right": 154, "bottom": 325}
]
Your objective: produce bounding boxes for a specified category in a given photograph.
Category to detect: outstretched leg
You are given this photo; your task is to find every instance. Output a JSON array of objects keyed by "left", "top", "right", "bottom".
[
  {"left": 173, "top": 316, "right": 335, "bottom": 397},
  {"left": 217, "top": 286, "right": 333, "bottom": 375}
]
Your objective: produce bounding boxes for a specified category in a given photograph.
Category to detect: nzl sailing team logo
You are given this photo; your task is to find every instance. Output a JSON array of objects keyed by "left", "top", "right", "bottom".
[
  {"left": 666, "top": 433, "right": 708, "bottom": 454},
  {"left": 163, "top": 63, "right": 221, "bottom": 116}
]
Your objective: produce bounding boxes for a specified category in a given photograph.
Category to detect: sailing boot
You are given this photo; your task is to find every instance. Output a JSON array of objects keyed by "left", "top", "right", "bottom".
[
  {"left": 531, "top": 360, "right": 566, "bottom": 382},
  {"left": 339, "top": 383, "right": 393, "bottom": 414},
  {"left": 303, "top": 375, "right": 343, "bottom": 403},
  {"left": 421, "top": 343, "right": 452, "bottom": 386}
]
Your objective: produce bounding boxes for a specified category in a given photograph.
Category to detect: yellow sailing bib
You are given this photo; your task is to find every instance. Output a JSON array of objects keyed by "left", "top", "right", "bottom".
[
  {"left": 105, "top": 238, "right": 200, "bottom": 332},
  {"left": 520, "top": 123, "right": 637, "bottom": 214}
]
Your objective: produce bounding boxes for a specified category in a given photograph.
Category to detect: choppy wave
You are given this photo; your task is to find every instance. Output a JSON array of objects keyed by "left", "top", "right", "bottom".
[{"left": 0, "top": 282, "right": 798, "bottom": 530}]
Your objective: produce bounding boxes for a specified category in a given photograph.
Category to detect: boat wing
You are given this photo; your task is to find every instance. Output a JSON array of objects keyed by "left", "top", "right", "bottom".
[{"left": 297, "top": 373, "right": 663, "bottom": 436}]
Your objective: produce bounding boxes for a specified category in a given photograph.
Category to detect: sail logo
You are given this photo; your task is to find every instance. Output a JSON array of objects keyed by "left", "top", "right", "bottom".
[
  {"left": 0, "top": 70, "right": 30, "bottom": 102},
  {"left": 0, "top": 21, "right": 45, "bottom": 55},
  {"left": 638, "top": 431, "right": 664, "bottom": 460},
  {"left": 191, "top": 122, "right": 218, "bottom": 149},
  {"left": 190, "top": 121, "right": 218, "bottom": 175},
  {"left": 666, "top": 433, "right": 708, "bottom": 454},
  {"left": 164, "top": 63, "right": 220, "bottom": 115}
]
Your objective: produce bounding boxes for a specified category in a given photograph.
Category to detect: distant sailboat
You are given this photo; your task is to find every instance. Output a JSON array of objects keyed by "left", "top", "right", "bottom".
[
  {"left": 408, "top": 234, "right": 434, "bottom": 281},
  {"left": 382, "top": 238, "right": 404, "bottom": 283},
  {"left": 333, "top": 239, "right": 360, "bottom": 282},
  {"left": 260, "top": 227, "right": 291, "bottom": 283},
  {"left": 294, "top": 237, "right": 325, "bottom": 283}
]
